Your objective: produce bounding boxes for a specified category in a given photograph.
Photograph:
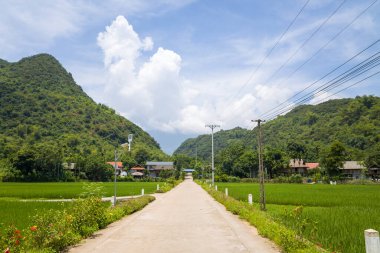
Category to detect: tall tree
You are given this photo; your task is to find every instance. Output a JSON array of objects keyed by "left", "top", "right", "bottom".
[{"left": 320, "top": 141, "right": 348, "bottom": 177}]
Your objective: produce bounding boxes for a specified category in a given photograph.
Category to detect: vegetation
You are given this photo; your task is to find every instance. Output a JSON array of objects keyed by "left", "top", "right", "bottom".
[
  {"left": 0, "top": 54, "right": 169, "bottom": 182},
  {"left": 213, "top": 182, "right": 380, "bottom": 253},
  {"left": 0, "top": 182, "right": 159, "bottom": 199},
  {"left": 175, "top": 96, "right": 380, "bottom": 179},
  {"left": 200, "top": 182, "right": 323, "bottom": 253},
  {"left": 0, "top": 195, "right": 154, "bottom": 252}
]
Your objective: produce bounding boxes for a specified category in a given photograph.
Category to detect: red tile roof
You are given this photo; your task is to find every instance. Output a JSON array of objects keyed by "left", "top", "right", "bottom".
[
  {"left": 306, "top": 163, "right": 319, "bottom": 170},
  {"left": 106, "top": 162, "right": 123, "bottom": 168}
]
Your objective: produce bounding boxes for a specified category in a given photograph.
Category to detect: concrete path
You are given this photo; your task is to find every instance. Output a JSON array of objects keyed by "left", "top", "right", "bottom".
[{"left": 69, "top": 178, "right": 280, "bottom": 253}]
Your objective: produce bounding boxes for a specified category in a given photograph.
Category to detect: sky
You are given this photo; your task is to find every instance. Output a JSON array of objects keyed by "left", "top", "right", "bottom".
[{"left": 1, "top": 0, "right": 380, "bottom": 154}]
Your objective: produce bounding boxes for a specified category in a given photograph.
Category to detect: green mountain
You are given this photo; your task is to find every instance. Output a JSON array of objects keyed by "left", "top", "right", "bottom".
[
  {"left": 0, "top": 54, "right": 167, "bottom": 181},
  {"left": 174, "top": 96, "right": 380, "bottom": 162}
]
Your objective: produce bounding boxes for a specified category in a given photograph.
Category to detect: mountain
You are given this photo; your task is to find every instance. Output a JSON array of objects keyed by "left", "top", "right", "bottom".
[
  {"left": 174, "top": 96, "right": 380, "bottom": 161},
  {"left": 0, "top": 54, "right": 167, "bottom": 181}
]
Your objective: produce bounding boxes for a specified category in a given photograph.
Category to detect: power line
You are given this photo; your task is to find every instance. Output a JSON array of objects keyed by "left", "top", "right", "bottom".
[
  {"left": 272, "top": 0, "right": 379, "bottom": 87},
  {"left": 310, "top": 70, "right": 380, "bottom": 105},
  {"left": 259, "top": 39, "right": 380, "bottom": 118},
  {"left": 263, "top": 53, "right": 380, "bottom": 120},
  {"left": 227, "top": 0, "right": 311, "bottom": 102},
  {"left": 263, "top": 54, "right": 380, "bottom": 119},
  {"left": 265, "top": 0, "right": 347, "bottom": 84}
]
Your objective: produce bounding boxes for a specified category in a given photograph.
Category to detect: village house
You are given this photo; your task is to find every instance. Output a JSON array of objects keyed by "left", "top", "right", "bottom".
[
  {"left": 130, "top": 166, "right": 145, "bottom": 178},
  {"left": 146, "top": 161, "right": 174, "bottom": 178},
  {"left": 289, "top": 159, "right": 309, "bottom": 176},
  {"left": 340, "top": 161, "right": 366, "bottom": 179}
]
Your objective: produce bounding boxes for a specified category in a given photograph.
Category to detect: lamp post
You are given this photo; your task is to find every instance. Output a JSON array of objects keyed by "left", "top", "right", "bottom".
[
  {"left": 113, "top": 139, "right": 131, "bottom": 207},
  {"left": 205, "top": 124, "right": 220, "bottom": 185},
  {"left": 128, "top": 134, "right": 133, "bottom": 152}
]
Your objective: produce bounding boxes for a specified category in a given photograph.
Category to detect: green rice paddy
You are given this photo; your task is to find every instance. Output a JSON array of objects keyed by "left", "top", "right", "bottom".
[
  {"left": 0, "top": 182, "right": 159, "bottom": 229},
  {"left": 215, "top": 183, "right": 380, "bottom": 253}
]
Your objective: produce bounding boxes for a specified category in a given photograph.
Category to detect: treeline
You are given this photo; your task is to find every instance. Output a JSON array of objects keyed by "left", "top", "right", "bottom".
[
  {"left": 175, "top": 139, "right": 380, "bottom": 181},
  {"left": 175, "top": 96, "right": 380, "bottom": 161}
]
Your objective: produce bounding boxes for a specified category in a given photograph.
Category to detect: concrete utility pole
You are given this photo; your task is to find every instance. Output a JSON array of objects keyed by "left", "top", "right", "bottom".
[
  {"left": 253, "top": 119, "right": 266, "bottom": 211},
  {"left": 205, "top": 124, "right": 220, "bottom": 185}
]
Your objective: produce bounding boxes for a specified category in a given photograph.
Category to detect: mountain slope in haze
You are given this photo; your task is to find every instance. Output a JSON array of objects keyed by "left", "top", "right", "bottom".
[
  {"left": 174, "top": 96, "right": 380, "bottom": 161},
  {"left": 0, "top": 54, "right": 167, "bottom": 180}
]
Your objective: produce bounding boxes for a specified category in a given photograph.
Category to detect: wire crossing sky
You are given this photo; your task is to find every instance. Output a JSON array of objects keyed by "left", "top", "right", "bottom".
[{"left": 0, "top": 0, "right": 379, "bottom": 153}]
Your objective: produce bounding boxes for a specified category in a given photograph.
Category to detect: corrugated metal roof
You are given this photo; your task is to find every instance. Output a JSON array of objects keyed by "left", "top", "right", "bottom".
[
  {"left": 146, "top": 161, "right": 173, "bottom": 166},
  {"left": 341, "top": 161, "right": 365, "bottom": 170}
]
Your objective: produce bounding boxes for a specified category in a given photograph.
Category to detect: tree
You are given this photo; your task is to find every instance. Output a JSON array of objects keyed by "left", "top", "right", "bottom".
[
  {"left": 364, "top": 143, "right": 380, "bottom": 171},
  {"left": 216, "top": 141, "right": 245, "bottom": 176},
  {"left": 320, "top": 141, "right": 348, "bottom": 177},
  {"left": 264, "top": 148, "right": 285, "bottom": 178},
  {"left": 134, "top": 147, "right": 150, "bottom": 165},
  {"left": 286, "top": 142, "right": 307, "bottom": 160},
  {"left": 232, "top": 150, "right": 258, "bottom": 178}
]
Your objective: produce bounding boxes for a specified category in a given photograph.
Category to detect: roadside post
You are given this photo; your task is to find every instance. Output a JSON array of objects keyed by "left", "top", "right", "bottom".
[
  {"left": 365, "top": 229, "right": 380, "bottom": 253},
  {"left": 248, "top": 194, "right": 253, "bottom": 205}
]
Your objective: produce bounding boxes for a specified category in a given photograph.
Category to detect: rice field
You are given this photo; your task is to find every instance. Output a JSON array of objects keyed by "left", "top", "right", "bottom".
[
  {"left": 0, "top": 182, "right": 158, "bottom": 199},
  {"left": 0, "top": 182, "right": 159, "bottom": 229},
  {"left": 215, "top": 183, "right": 380, "bottom": 253}
]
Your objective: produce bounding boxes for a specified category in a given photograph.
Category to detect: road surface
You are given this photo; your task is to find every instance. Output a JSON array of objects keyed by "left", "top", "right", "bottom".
[{"left": 69, "top": 178, "right": 279, "bottom": 253}]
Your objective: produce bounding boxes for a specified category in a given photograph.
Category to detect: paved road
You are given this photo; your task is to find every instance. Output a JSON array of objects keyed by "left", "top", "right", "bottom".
[{"left": 69, "top": 178, "right": 279, "bottom": 253}]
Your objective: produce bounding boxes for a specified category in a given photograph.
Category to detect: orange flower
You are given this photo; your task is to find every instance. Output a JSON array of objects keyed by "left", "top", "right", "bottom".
[{"left": 30, "top": 225, "right": 37, "bottom": 231}]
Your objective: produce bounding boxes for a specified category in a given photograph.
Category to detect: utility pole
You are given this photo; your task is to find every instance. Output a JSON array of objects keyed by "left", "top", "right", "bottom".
[
  {"left": 253, "top": 119, "right": 266, "bottom": 211},
  {"left": 205, "top": 124, "right": 220, "bottom": 185}
]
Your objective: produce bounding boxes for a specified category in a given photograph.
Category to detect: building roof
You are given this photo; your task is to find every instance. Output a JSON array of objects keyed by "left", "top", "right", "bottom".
[
  {"left": 131, "top": 166, "right": 145, "bottom": 171},
  {"left": 341, "top": 161, "right": 365, "bottom": 170},
  {"left": 306, "top": 163, "right": 319, "bottom": 170},
  {"left": 183, "top": 169, "right": 195, "bottom": 172},
  {"left": 106, "top": 162, "right": 123, "bottom": 168},
  {"left": 289, "top": 159, "right": 308, "bottom": 168},
  {"left": 146, "top": 161, "right": 174, "bottom": 166}
]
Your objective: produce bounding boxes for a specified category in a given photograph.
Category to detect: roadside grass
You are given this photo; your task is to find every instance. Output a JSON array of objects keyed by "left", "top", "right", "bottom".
[
  {"left": 0, "top": 195, "right": 155, "bottom": 252},
  {"left": 0, "top": 200, "right": 72, "bottom": 229},
  {"left": 213, "top": 183, "right": 380, "bottom": 253},
  {"left": 0, "top": 182, "right": 159, "bottom": 199}
]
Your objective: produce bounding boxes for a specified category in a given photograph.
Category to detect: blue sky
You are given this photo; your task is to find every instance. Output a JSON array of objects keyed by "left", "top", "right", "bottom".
[{"left": 1, "top": 0, "right": 380, "bottom": 154}]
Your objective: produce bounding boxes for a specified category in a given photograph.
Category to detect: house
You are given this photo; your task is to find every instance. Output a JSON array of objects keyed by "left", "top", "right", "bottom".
[
  {"left": 130, "top": 166, "right": 145, "bottom": 177},
  {"left": 106, "top": 162, "right": 123, "bottom": 175},
  {"left": 340, "top": 161, "right": 365, "bottom": 179},
  {"left": 289, "top": 159, "right": 308, "bottom": 176},
  {"left": 146, "top": 161, "right": 174, "bottom": 177}
]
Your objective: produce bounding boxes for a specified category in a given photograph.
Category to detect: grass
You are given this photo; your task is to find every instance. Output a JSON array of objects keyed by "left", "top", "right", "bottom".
[
  {"left": 0, "top": 182, "right": 159, "bottom": 199},
  {"left": 0, "top": 181, "right": 160, "bottom": 230},
  {"left": 214, "top": 183, "right": 380, "bottom": 253}
]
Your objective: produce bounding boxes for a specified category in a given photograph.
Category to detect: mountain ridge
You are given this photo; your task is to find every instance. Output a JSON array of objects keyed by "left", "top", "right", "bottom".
[{"left": 174, "top": 96, "right": 380, "bottom": 162}]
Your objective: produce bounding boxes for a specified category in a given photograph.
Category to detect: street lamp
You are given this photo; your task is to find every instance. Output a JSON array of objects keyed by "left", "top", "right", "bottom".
[
  {"left": 128, "top": 134, "right": 133, "bottom": 152},
  {"left": 205, "top": 124, "right": 220, "bottom": 185},
  {"left": 112, "top": 138, "right": 131, "bottom": 207}
]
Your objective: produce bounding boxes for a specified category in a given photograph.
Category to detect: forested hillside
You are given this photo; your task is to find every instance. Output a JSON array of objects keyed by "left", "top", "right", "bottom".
[
  {"left": 0, "top": 54, "right": 168, "bottom": 181},
  {"left": 175, "top": 96, "right": 380, "bottom": 163}
]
